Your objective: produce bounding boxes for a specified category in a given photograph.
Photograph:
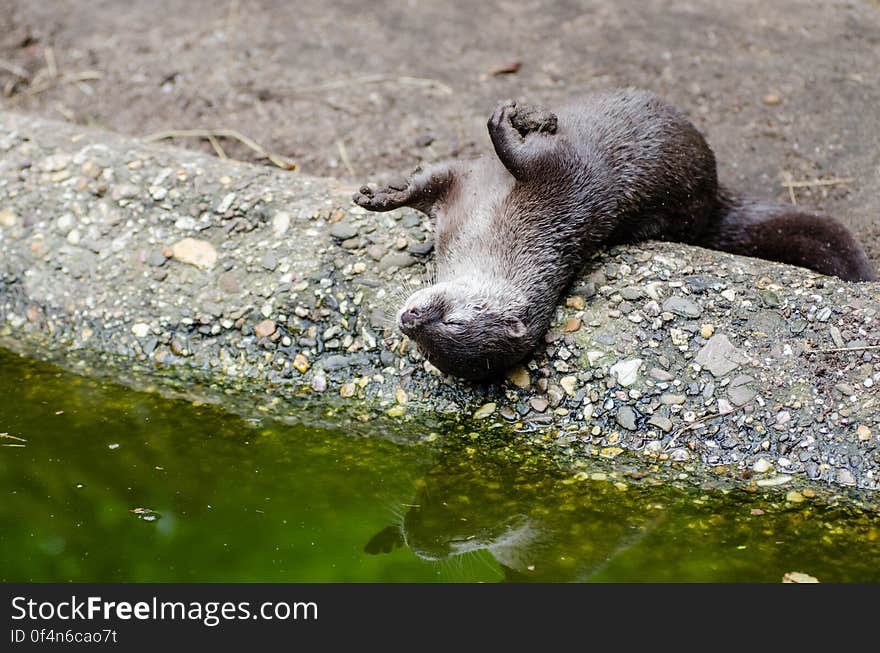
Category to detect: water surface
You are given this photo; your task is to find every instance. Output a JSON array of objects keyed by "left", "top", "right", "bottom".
[{"left": 1, "top": 348, "right": 878, "bottom": 582}]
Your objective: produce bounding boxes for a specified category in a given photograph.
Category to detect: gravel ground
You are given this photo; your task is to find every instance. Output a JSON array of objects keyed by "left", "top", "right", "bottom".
[
  {"left": 1, "top": 111, "right": 878, "bottom": 504},
  {"left": 1, "top": 0, "right": 879, "bottom": 270}
]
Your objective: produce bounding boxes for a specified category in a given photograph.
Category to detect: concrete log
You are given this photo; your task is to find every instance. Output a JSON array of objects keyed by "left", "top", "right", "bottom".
[{"left": 1, "top": 111, "right": 878, "bottom": 495}]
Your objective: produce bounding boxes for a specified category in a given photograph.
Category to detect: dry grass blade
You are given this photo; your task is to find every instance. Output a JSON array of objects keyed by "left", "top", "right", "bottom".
[
  {"left": 289, "top": 73, "right": 453, "bottom": 95},
  {"left": 143, "top": 128, "right": 295, "bottom": 170},
  {"left": 0, "top": 59, "right": 30, "bottom": 79},
  {"left": 21, "top": 70, "right": 104, "bottom": 97}
]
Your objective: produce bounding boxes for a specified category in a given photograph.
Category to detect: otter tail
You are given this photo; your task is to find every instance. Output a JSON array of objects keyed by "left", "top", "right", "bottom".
[{"left": 700, "top": 192, "right": 876, "bottom": 282}]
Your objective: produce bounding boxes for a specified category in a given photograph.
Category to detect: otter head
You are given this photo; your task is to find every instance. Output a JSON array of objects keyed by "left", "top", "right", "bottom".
[{"left": 396, "top": 281, "right": 532, "bottom": 381}]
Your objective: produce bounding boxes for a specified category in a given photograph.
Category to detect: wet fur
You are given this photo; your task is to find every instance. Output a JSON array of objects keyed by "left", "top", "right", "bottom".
[{"left": 354, "top": 89, "right": 876, "bottom": 381}]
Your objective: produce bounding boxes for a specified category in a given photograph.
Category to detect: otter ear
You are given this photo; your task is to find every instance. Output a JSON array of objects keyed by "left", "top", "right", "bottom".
[{"left": 505, "top": 317, "right": 527, "bottom": 339}]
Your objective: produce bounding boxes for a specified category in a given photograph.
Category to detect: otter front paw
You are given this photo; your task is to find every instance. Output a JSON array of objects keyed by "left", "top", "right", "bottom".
[{"left": 352, "top": 181, "right": 410, "bottom": 212}]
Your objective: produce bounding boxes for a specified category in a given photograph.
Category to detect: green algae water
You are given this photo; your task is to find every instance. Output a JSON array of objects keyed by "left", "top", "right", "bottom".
[{"left": 1, "top": 348, "right": 878, "bottom": 583}]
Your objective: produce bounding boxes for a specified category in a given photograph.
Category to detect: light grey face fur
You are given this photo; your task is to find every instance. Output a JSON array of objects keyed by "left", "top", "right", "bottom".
[{"left": 397, "top": 280, "right": 530, "bottom": 380}]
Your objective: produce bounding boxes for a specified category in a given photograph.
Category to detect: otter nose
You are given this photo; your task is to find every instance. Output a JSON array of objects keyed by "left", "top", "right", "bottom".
[{"left": 400, "top": 308, "right": 423, "bottom": 329}]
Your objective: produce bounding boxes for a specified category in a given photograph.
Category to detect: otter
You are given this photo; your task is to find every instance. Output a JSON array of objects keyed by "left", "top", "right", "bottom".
[{"left": 353, "top": 89, "right": 876, "bottom": 381}]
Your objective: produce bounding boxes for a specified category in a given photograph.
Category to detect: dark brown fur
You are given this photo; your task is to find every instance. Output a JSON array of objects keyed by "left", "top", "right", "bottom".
[{"left": 354, "top": 89, "right": 876, "bottom": 381}]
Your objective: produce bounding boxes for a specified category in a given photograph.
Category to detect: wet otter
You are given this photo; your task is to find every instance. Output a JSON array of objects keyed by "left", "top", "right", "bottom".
[{"left": 353, "top": 89, "right": 876, "bottom": 381}]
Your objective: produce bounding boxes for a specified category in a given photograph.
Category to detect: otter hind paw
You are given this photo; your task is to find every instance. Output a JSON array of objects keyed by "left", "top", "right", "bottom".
[
  {"left": 509, "top": 104, "right": 558, "bottom": 137},
  {"left": 488, "top": 100, "right": 557, "bottom": 143}
]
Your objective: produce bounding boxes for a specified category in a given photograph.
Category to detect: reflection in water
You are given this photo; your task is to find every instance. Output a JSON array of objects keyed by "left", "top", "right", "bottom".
[
  {"left": 367, "top": 449, "right": 664, "bottom": 582},
  {"left": 367, "top": 442, "right": 880, "bottom": 582},
  {"left": 2, "top": 348, "right": 879, "bottom": 582}
]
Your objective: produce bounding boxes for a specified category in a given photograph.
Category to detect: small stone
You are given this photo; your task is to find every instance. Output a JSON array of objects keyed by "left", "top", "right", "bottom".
[
  {"left": 648, "top": 414, "right": 673, "bottom": 433},
  {"left": 529, "top": 397, "right": 549, "bottom": 413},
  {"left": 473, "top": 402, "right": 496, "bottom": 419},
  {"left": 565, "top": 295, "right": 585, "bottom": 310},
  {"left": 695, "top": 334, "right": 748, "bottom": 377},
  {"left": 649, "top": 367, "right": 675, "bottom": 382},
  {"left": 0, "top": 208, "right": 17, "bottom": 227},
  {"left": 700, "top": 323, "right": 715, "bottom": 339},
  {"left": 329, "top": 220, "right": 359, "bottom": 240},
  {"left": 560, "top": 375, "right": 577, "bottom": 396},
  {"left": 660, "top": 393, "right": 686, "bottom": 405},
  {"left": 833, "top": 382, "right": 855, "bottom": 396},
  {"left": 662, "top": 296, "right": 702, "bottom": 318},
  {"left": 339, "top": 383, "right": 356, "bottom": 398},
  {"left": 131, "top": 323, "right": 150, "bottom": 338},
  {"left": 609, "top": 358, "right": 643, "bottom": 387},
  {"left": 616, "top": 406, "right": 638, "bottom": 430},
  {"left": 762, "top": 93, "right": 781, "bottom": 106},
  {"left": 171, "top": 238, "right": 218, "bottom": 269},
  {"left": 293, "top": 353, "right": 310, "bottom": 373},
  {"left": 786, "top": 491, "right": 805, "bottom": 503},
  {"left": 310, "top": 374, "right": 327, "bottom": 392},
  {"left": 215, "top": 192, "right": 236, "bottom": 214},
  {"left": 600, "top": 446, "right": 624, "bottom": 458},
  {"left": 856, "top": 424, "right": 872, "bottom": 441},
  {"left": 41, "top": 153, "right": 71, "bottom": 172},
  {"left": 254, "top": 320, "right": 276, "bottom": 338},
  {"left": 717, "top": 398, "right": 735, "bottom": 415},
  {"left": 619, "top": 286, "right": 643, "bottom": 301},
  {"left": 385, "top": 405, "right": 405, "bottom": 418},
  {"left": 218, "top": 271, "right": 241, "bottom": 294},
  {"left": 563, "top": 317, "right": 581, "bottom": 333},
  {"left": 754, "top": 290, "right": 781, "bottom": 310},
  {"left": 261, "top": 252, "right": 278, "bottom": 271},
  {"left": 507, "top": 366, "right": 530, "bottom": 389},
  {"left": 835, "top": 469, "right": 856, "bottom": 486},
  {"left": 272, "top": 211, "right": 291, "bottom": 237},
  {"left": 149, "top": 249, "right": 168, "bottom": 267},
  {"left": 366, "top": 244, "right": 385, "bottom": 261},
  {"left": 395, "top": 389, "right": 408, "bottom": 405},
  {"left": 112, "top": 183, "right": 140, "bottom": 200},
  {"left": 378, "top": 253, "right": 416, "bottom": 270},
  {"left": 756, "top": 474, "right": 792, "bottom": 487},
  {"left": 753, "top": 458, "right": 772, "bottom": 473},
  {"left": 728, "top": 375, "right": 757, "bottom": 406},
  {"left": 816, "top": 306, "right": 832, "bottom": 322},
  {"left": 669, "top": 448, "right": 690, "bottom": 462},
  {"left": 547, "top": 385, "right": 565, "bottom": 407}
]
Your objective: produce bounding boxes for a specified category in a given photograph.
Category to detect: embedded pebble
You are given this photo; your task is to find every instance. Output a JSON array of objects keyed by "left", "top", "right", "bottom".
[
  {"left": 753, "top": 458, "right": 772, "bottom": 473},
  {"left": 293, "top": 354, "right": 310, "bottom": 373},
  {"left": 695, "top": 334, "right": 747, "bottom": 377},
  {"left": 662, "top": 296, "right": 702, "bottom": 318},
  {"left": 648, "top": 414, "right": 673, "bottom": 432},
  {"left": 171, "top": 238, "right": 218, "bottom": 269},
  {"left": 379, "top": 253, "right": 416, "bottom": 270},
  {"left": 728, "top": 375, "right": 757, "bottom": 406},
  {"left": 329, "top": 221, "right": 359, "bottom": 240},
  {"left": 529, "top": 397, "right": 549, "bottom": 413},
  {"left": 610, "top": 358, "right": 642, "bottom": 387},
  {"left": 616, "top": 406, "right": 637, "bottom": 430},
  {"left": 339, "top": 383, "right": 356, "bottom": 398},
  {"left": 473, "top": 402, "right": 496, "bottom": 419},
  {"left": 253, "top": 320, "right": 276, "bottom": 338}
]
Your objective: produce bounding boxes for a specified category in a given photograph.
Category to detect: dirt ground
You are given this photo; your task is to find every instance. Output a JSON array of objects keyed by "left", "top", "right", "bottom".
[{"left": 2, "top": 0, "right": 879, "bottom": 267}]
